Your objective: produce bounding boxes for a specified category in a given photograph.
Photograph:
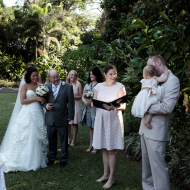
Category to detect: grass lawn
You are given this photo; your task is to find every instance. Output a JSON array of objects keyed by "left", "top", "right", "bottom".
[
  {"left": 0, "top": 93, "right": 142, "bottom": 190},
  {"left": 0, "top": 93, "right": 176, "bottom": 190},
  {"left": 1, "top": 87, "right": 13, "bottom": 90}
]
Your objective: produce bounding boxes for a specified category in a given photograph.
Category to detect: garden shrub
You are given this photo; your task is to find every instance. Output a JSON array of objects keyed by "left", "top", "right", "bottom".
[
  {"left": 166, "top": 104, "right": 190, "bottom": 189},
  {"left": 124, "top": 97, "right": 141, "bottom": 136},
  {"left": 124, "top": 97, "right": 141, "bottom": 159}
]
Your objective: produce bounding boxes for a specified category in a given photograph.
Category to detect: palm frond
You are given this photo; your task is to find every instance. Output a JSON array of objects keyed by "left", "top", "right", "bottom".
[
  {"left": 44, "top": 3, "right": 52, "bottom": 16},
  {"left": 46, "top": 36, "right": 60, "bottom": 52},
  {"left": 30, "top": 4, "right": 44, "bottom": 16},
  {"left": 48, "top": 27, "right": 70, "bottom": 38}
]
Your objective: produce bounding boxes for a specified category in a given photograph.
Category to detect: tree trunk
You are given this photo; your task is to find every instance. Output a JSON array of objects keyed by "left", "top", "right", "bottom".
[
  {"left": 35, "top": 36, "right": 38, "bottom": 60},
  {"left": 42, "top": 35, "right": 46, "bottom": 54},
  {"left": 33, "top": 0, "right": 39, "bottom": 4}
]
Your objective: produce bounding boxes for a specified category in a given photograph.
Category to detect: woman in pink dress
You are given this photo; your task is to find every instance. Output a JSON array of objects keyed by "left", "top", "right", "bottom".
[
  {"left": 92, "top": 65, "right": 126, "bottom": 189},
  {"left": 67, "top": 70, "right": 83, "bottom": 146}
]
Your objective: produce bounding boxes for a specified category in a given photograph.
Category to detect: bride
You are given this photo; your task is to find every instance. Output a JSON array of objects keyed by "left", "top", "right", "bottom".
[{"left": 0, "top": 67, "right": 48, "bottom": 173}]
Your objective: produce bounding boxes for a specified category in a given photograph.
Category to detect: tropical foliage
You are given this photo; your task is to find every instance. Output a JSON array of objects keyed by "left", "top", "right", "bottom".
[{"left": 0, "top": 0, "right": 96, "bottom": 82}]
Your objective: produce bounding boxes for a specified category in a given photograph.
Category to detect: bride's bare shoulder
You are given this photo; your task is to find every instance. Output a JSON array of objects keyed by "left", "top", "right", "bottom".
[
  {"left": 21, "top": 83, "right": 27, "bottom": 90},
  {"left": 21, "top": 83, "right": 27, "bottom": 87}
]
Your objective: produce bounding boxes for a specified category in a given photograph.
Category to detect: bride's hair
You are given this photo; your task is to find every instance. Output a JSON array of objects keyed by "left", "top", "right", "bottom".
[
  {"left": 143, "top": 65, "right": 156, "bottom": 77},
  {"left": 26, "top": 62, "right": 36, "bottom": 70},
  {"left": 25, "top": 67, "right": 38, "bottom": 83}
]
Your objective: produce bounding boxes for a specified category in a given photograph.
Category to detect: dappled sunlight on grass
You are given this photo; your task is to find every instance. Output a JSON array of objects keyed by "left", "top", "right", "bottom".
[{"left": 41, "top": 181, "right": 57, "bottom": 186}]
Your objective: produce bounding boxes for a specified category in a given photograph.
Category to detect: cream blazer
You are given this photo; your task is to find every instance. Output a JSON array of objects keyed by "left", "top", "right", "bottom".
[{"left": 139, "top": 71, "right": 180, "bottom": 141}]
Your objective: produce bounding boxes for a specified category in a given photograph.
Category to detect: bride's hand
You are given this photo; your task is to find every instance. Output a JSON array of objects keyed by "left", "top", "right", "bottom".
[
  {"left": 36, "top": 97, "right": 46, "bottom": 104},
  {"left": 36, "top": 96, "right": 42, "bottom": 102},
  {"left": 40, "top": 98, "right": 46, "bottom": 104}
]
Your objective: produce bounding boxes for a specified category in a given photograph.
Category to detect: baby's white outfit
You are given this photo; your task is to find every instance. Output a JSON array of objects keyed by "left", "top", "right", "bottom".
[
  {"left": 131, "top": 76, "right": 161, "bottom": 118},
  {"left": 0, "top": 154, "right": 6, "bottom": 190}
]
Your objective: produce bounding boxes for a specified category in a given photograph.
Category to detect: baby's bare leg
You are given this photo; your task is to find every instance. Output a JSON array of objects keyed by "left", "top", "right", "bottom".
[{"left": 144, "top": 114, "right": 152, "bottom": 129}]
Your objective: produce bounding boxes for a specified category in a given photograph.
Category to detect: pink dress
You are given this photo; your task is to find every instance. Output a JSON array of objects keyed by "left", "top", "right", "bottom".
[
  {"left": 92, "top": 82, "right": 125, "bottom": 150},
  {"left": 69, "top": 82, "right": 82, "bottom": 124}
]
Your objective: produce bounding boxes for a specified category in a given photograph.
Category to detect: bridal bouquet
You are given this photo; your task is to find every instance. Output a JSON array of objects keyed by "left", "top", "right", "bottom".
[
  {"left": 84, "top": 90, "right": 94, "bottom": 99},
  {"left": 36, "top": 84, "right": 49, "bottom": 97}
]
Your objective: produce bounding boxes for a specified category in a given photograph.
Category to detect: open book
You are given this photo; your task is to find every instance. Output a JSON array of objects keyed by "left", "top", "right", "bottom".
[{"left": 92, "top": 95, "right": 128, "bottom": 110}]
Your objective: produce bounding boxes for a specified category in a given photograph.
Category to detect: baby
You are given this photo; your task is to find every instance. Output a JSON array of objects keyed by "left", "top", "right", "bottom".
[{"left": 131, "top": 65, "right": 169, "bottom": 129}]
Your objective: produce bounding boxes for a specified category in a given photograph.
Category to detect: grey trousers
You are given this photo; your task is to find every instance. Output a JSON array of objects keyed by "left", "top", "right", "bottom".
[
  {"left": 47, "top": 125, "right": 68, "bottom": 162},
  {"left": 141, "top": 135, "right": 170, "bottom": 190}
]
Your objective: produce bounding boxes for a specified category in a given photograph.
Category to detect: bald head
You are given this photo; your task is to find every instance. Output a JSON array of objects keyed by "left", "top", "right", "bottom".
[
  {"left": 48, "top": 69, "right": 60, "bottom": 86},
  {"left": 48, "top": 69, "right": 59, "bottom": 77}
]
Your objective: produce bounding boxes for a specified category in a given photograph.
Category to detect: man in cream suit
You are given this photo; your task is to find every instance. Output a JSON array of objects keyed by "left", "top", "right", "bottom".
[{"left": 139, "top": 55, "right": 180, "bottom": 190}]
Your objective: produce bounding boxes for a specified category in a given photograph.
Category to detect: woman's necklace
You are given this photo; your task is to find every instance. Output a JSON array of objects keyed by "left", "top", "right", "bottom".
[{"left": 29, "top": 83, "right": 38, "bottom": 87}]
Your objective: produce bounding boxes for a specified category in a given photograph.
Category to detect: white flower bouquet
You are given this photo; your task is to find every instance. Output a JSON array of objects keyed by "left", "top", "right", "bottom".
[
  {"left": 84, "top": 90, "right": 94, "bottom": 99},
  {"left": 36, "top": 84, "right": 49, "bottom": 97}
]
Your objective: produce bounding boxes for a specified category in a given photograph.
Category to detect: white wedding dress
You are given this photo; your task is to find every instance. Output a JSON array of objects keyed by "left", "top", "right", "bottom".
[
  {"left": 0, "top": 154, "right": 6, "bottom": 190},
  {"left": 0, "top": 90, "right": 48, "bottom": 173}
]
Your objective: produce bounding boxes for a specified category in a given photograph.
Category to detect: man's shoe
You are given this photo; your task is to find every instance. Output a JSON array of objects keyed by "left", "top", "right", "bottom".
[
  {"left": 47, "top": 160, "right": 55, "bottom": 166},
  {"left": 60, "top": 161, "right": 67, "bottom": 167}
]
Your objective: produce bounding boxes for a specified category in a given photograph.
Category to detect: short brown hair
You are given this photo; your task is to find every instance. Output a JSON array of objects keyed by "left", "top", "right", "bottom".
[
  {"left": 103, "top": 65, "right": 117, "bottom": 74},
  {"left": 144, "top": 65, "right": 156, "bottom": 77},
  {"left": 150, "top": 55, "right": 166, "bottom": 65}
]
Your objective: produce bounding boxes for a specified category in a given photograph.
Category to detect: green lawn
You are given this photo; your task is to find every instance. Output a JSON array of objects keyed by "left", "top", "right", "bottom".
[
  {"left": 0, "top": 93, "right": 142, "bottom": 190},
  {"left": 1, "top": 87, "right": 12, "bottom": 90}
]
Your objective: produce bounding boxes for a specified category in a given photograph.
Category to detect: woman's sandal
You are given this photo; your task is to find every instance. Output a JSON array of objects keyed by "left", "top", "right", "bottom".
[
  {"left": 103, "top": 180, "right": 115, "bottom": 189},
  {"left": 96, "top": 176, "right": 109, "bottom": 182},
  {"left": 70, "top": 140, "right": 75, "bottom": 147},
  {"left": 86, "top": 146, "right": 93, "bottom": 152},
  {"left": 91, "top": 149, "right": 98, "bottom": 154}
]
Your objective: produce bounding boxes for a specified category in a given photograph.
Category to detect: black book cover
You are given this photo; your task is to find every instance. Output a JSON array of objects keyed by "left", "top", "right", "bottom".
[{"left": 92, "top": 95, "right": 128, "bottom": 110}]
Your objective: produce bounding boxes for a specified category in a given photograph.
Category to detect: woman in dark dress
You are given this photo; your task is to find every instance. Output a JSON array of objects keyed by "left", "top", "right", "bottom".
[{"left": 81, "top": 67, "right": 103, "bottom": 154}]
